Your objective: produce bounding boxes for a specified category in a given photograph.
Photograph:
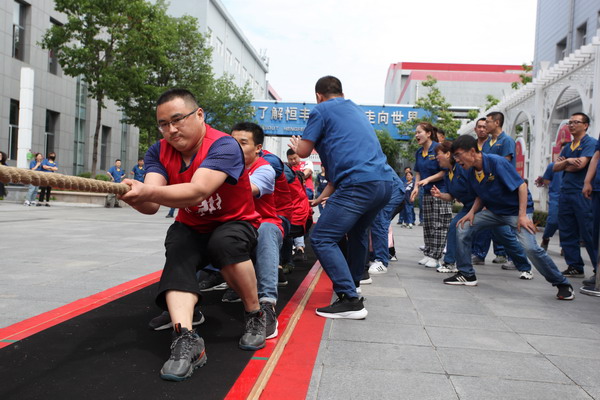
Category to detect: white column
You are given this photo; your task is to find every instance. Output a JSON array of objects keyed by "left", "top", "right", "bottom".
[
  {"left": 17, "top": 67, "right": 35, "bottom": 169},
  {"left": 532, "top": 82, "right": 546, "bottom": 211},
  {"left": 592, "top": 31, "right": 600, "bottom": 138}
]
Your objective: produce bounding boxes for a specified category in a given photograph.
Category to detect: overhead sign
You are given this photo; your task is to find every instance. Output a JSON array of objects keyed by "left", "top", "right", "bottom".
[{"left": 251, "top": 101, "right": 425, "bottom": 140}]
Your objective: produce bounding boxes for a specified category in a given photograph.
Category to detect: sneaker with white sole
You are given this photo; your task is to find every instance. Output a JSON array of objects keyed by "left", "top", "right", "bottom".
[
  {"left": 437, "top": 262, "right": 458, "bottom": 273},
  {"left": 368, "top": 260, "right": 388, "bottom": 275},
  {"left": 556, "top": 284, "right": 574, "bottom": 300},
  {"left": 501, "top": 261, "right": 517, "bottom": 270},
  {"left": 360, "top": 268, "right": 372, "bottom": 285},
  {"left": 419, "top": 245, "right": 426, "bottom": 252},
  {"left": 389, "top": 255, "right": 398, "bottom": 261},
  {"left": 315, "top": 294, "right": 368, "bottom": 319},
  {"left": 519, "top": 271, "right": 534, "bottom": 280},
  {"left": 443, "top": 272, "right": 478, "bottom": 286},
  {"left": 160, "top": 324, "right": 207, "bottom": 381},
  {"left": 424, "top": 258, "right": 440, "bottom": 268},
  {"left": 418, "top": 256, "right": 432, "bottom": 265},
  {"left": 149, "top": 309, "right": 206, "bottom": 331}
]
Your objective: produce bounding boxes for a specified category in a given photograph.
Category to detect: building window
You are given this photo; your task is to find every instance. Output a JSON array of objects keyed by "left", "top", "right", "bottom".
[
  {"left": 45, "top": 110, "right": 59, "bottom": 156},
  {"left": 120, "top": 116, "right": 129, "bottom": 163},
  {"left": 215, "top": 38, "right": 223, "bottom": 56},
  {"left": 555, "top": 37, "right": 567, "bottom": 62},
  {"left": 576, "top": 23, "right": 587, "bottom": 49},
  {"left": 226, "top": 49, "right": 232, "bottom": 66},
  {"left": 12, "top": 1, "right": 27, "bottom": 60},
  {"left": 48, "top": 18, "right": 62, "bottom": 74},
  {"left": 100, "top": 126, "right": 111, "bottom": 171},
  {"left": 73, "top": 76, "right": 87, "bottom": 175},
  {"left": 9, "top": 100, "right": 19, "bottom": 160}
]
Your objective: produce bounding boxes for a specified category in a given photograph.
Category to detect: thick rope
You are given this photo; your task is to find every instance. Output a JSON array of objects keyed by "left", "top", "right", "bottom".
[{"left": 0, "top": 165, "right": 130, "bottom": 195}]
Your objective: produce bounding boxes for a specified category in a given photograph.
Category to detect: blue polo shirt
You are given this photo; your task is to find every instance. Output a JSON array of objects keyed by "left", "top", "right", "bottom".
[
  {"left": 468, "top": 153, "right": 533, "bottom": 216},
  {"left": 29, "top": 159, "right": 42, "bottom": 171},
  {"left": 559, "top": 134, "right": 597, "bottom": 193},
  {"left": 302, "top": 97, "right": 393, "bottom": 187},
  {"left": 594, "top": 140, "right": 600, "bottom": 192},
  {"left": 131, "top": 165, "right": 146, "bottom": 182},
  {"left": 414, "top": 141, "right": 446, "bottom": 194},
  {"left": 542, "top": 162, "right": 562, "bottom": 201},
  {"left": 108, "top": 166, "right": 126, "bottom": 183},
  {"left": 442, "top": 164, "right": 476, "bottom": 210},
  {"left": 41, "top": 159, "right": 57, "bottom": 172},
  {"left": 481, "top": 131, "right": 516, "bottom": 168}
]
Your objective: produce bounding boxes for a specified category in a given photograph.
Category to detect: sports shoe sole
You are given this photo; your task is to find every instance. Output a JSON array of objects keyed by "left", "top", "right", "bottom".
[
  {"left": 580, "top": 285, "right": 600, "bottom": 296},
  {"left": 437, "top": 267, "right": 457, "bottom": 273},
  {"left": 368, "top": 268, "right": 387, "bottom": 275},
  {"left": 266, "top": 321, "right": 279, "bottom": 340},
  {"left": 315, "top": 308, "right": 368, "bottom": 319},
  {"left": 360, "top": 277, "right": 373, "bottom": 285},
  {"left": 199, "top": 282, "right": 228, "bottom": 292},
  {"left": 160, "top": 352, "right": 207, "bottom": 382},
  {"left": 444, "top": 279, "right": 478, "bottom": 286},
  {"left": 239, "top": 341, "right": 266, "bottom": 351},
  {"left": 152, "top": 314, "right": 206, "bottom": 331}
]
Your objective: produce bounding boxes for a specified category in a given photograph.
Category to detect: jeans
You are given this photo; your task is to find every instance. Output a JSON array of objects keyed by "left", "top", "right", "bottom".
[
  {"left": 443, "top": 208, "right": 468, "bottom": 264},
  {"left": 456, "top": 210, "right": 568, "bottom": 286},
  {"left": 255, "top": 222, "right": 283, "bottom": 304},
  {"left": 26, "top": 184, "right": 39, "bottom": 202},
  {"left": 558, "top": 192, "right": 598, "bottom": 273},
  {"left": 593, "top": 192, "right": 600, "bottom": 263},
  {"left": 371, "top": 184, "right": 403, "bottom": 266},
  {"left": 311, "top": 180, "right": 392, "bottom": 297},
  {"left": 472, "top": 229, "right": 507, "bottom": 259},
  {"left": 542, "top": 196, "right": 559, "bottom": 239}
]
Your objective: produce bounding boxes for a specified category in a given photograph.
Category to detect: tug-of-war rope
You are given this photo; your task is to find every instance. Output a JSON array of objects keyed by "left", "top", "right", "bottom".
[{"left": 0, "top": 165, "right": 130, "bottom": 195}]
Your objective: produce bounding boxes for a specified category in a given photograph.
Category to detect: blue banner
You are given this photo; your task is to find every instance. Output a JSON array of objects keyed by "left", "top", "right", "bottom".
[{"left": 251, "top": 101, "right": 425, "bottom": 140}]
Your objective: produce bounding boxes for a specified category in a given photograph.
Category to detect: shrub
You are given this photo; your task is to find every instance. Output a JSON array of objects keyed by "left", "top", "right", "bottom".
[
  {"left": 95, "top": 174, "right": 110, "bottom": 181},
  {"left": 533, "top": 210, "right": 547, "bottom": 228},
  {"left": 78, "top": 172, "right": 92, "bottom": 178}
]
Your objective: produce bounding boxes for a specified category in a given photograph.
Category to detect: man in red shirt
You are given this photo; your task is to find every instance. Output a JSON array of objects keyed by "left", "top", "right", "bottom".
[{"left": 121, "top": 89, "right": 265, "bottom": 382}]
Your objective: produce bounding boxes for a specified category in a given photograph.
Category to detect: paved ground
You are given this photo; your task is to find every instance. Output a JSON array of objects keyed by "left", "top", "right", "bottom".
[{"left": 2, "top": 200, "right": 600, "bottom": 399}]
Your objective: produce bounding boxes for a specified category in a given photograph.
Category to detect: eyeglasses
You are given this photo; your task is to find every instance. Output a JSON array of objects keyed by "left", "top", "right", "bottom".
[
  {"left": 567, "top": 120, "right": 585, "bottom": 126},
  {"left": 453, "top": 151, "right": 465, "bottom": 160},
  {"left": 157, "top": 108, "right": 198, "bottom": 132}
]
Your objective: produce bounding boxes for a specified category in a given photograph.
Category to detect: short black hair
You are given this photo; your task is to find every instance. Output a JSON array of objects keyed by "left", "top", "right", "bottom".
[
  {"left": 156, "top": 88, "right": 199, "bottom": 109},
  {"left": 572, "top": 112, "right": 590, "bottom": 125},
  {"left": 231, "top": 122, "right": 265, "bottom": 146},
  {"left": 138, "top": 158, "right": 144, "bottom": 161},
  {"left": 487, "top": 111, "right": 504, "bottom": 127},
  {"left": 451, "top": 135, "right": 479, "bottom": 153},
  {"left": 477, "top": 117, "right": 486, "bottom": 124},
  {"left": 286, "top": 148, "right": 296, "bottom": 157},
  {"left": 115, "top": 159, "right": 121, "bottom": 162},
  {"left": 315, "top": 76, "right": 343, "bottom": 96}
]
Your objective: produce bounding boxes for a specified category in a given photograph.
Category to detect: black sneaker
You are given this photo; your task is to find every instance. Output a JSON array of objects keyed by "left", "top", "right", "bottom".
[
  {"left": 239, "top": 310, "right": 266, "bottom": 350},
  {"left": 443, "top": 272, "right": 478, "bottom": 286},
  {"left": 198, "top": 271, "right": 228, "bottom": 292},
  {"left": 278, "top": 268, "right": 288, "bottom": 287},
  {"left": 471, "top": 256, "right": 485, "bottom": 265},
  {"left": 222, "top": 288, "right": 241, "bottom": 303},
  {"left": 260, "top": 302, "right": 278, "bottom": 339},
  {"left": 583, "top": 274, "right": 597, "bottom": 286},
  {"left": 160, "top": 323, "right": 207, "bottom": 381},
  {"left": 556, "top": 284, "right": 574, "bottom": 300},
  {"left": 492, "top": 255, "right": 507, "bottom": 264},
  {"left": 315, "top": 294, "right": 368, "bottom": 319},
  {"left": 282, "top": 263, "right": 294, "bottom": 274},
  {"left": 562, "top": 266, "right": 584, "bottom": 277},
  {"left": 360, "top": 268, "right": 372, "bottom": 285},
  {"left": 293, "top": 247, "right": 307, "bottom": 261},
  {"left": 149, "top": 309, "right": 206, "bottom": 331}
]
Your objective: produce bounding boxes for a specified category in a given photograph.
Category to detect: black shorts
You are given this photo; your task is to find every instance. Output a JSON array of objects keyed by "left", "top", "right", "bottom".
[{"left": 155, "top": 221, "right": 258, "bottom": 310}]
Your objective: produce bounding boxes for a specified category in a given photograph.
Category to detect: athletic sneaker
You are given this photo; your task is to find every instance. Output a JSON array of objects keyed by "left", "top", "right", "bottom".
[
  {"left": 407, "top": 224, "right": 413, "bottom": 229},
  {"left": 222, "top": 288, "right": 241, "bottom": 303},
  {"left": 360, "top": 268, "right": 372, "bottom": 285},
  {"left": 501, "top": 261, "right": 517, "bottom": 270},
  {"left": 580, "top": 285, "right": 600, "bottom": 297},
  {"left": 419, "top": 245, "right": 426, "bottom": 252},
  {"left": 149, "top": 309, "right": 205, "bottom": 331},
  {"left": 368, "top": 260, "right": 388, "bottom": 275},
  {"left": 471, "top": 256, "right": 485, "bottom": 265},
  {"left": 356, "top": 286, "right": 362, "bottom": 295},
  {"left": 239, "top": 310, "right": 266, "bottom": 350},
  {"left": 160, "top": 324, "right": 207, "bottom": 381},
  {"left": 556, "top": 284, "right": 574, "bottom": 300},
  {"left": 583, "top": 274, "right": 597, "bottom": 286},
  {"left": 282, "top": 263, "right": 294, "bottom": 274},
  {"left": 519, "top": 271, "right": 534, "bottom": 280},
  {"left": 315, "top": 294, "right": 368, "bottom": 319},
  {"left": 260, "top": 302, "right": 278, "bottom": 340},
  {"left": 389, "top": 255, "right": 398, "bottom": 261},
  {"left": 437, "top": 262, "right": 458, "bottom": 273},
  {"left": 562, "top": 266, "right": 584, "bottom": 277},
  {"left": 278, "top": 268, "right": 288, "bottom": 287},
  {"left": 418, "top": 256, "right": 432, "bottom": 265},
  {"left": 198, "top": 271, "right": 228, "bottom": 292},
  {"left": 424, "top": 258, "right": 440, "bottom": 268},
  {"left": 443, "top": 272, "right": 478, "bottom": 286},
  {"left": 492, "top": 255, "right": 507, "bottom": 264}
]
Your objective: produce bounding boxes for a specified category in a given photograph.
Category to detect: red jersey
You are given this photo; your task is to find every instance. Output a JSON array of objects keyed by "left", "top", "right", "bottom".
[
  {"left": 262, "top": 150, "right": 293, "bottom": 221},
  {"left": 159, "top": 125, "right": 261, "bottom": 233},
  {"left": 287, "top": 172, "right": 311, "bottom": 226},
  {"left": 292, "top": 160, "right": 314, "bottom": 191},
  {"left": 248, "top": 157, "right": 284, "bottom": 237}
]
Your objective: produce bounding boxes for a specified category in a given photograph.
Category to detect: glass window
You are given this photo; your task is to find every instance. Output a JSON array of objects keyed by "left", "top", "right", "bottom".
[
  {"left": 48, "top": 18, "right": 62, "bottom": 74},
  {"left": 100, "top": 126, "right": 111, "bottom": 171},
  {"left": 45, "top": 110, "right": 59, "bottom": 156},
  {"left": 73, "top": 76, "right": 87, "bottom": 175},
  {"left": 12, "top": 1, "right": 27, "bottom": 60},
  {"left": 9, "top": 100, "right": 19, "bottom": 160},
  {"left": 576, "top": 23, "right": 587, "bottom": 48}
]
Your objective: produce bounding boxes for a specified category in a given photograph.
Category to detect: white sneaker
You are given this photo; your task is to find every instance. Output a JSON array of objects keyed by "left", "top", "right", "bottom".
[
  {"left": 408, "top": 224, "right": 413, "bottom": 229},
  {"left": 23, "top": 200, "right": 30, "bottom": 206},
  {"left": 425, "top": 258, "right": 440, "bottom": 268},
  {"left": 419, "top": 245, "right": 426, "bottom": 252},
  {"left": 520, "top": 271, "right": 534, "bottom": 280},
  {"left": 437, "top": 263, "right": 458, "bottom": 273},
  {"left": 418, "top": 256, "right": 431, "bottom": 265},
  {"left": 368, "top": 260, "right": 388, "bottom": 275},
  {"left": 356, "top": 286, "right": 362, "bottom": 294}
]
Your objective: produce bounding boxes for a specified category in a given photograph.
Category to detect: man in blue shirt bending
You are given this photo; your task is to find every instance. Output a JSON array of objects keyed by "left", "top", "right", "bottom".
[
  {"left": 289, "top": 76, "right": 393, "bottom": 319},
  {"left": 446, "top": 135, "right": 574, "bottom": 300}
]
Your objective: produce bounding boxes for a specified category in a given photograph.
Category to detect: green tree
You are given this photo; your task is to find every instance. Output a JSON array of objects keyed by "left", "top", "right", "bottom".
[
  {"left": 41, "top": 0, "right": 157, "bottom": 177},
  {"left": 201, "top": 75, "right": 255, "bottom": 133},
  {"left": 484, "top": 94, "right": 500, "bottom": 111},
  {"left": 511, "top": 63, "right": 533, "bottom": 90},
  {"left": 375, "top": 129, "right": 401, "bottom": 171}
]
